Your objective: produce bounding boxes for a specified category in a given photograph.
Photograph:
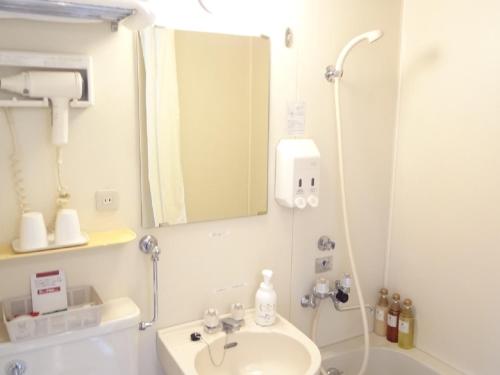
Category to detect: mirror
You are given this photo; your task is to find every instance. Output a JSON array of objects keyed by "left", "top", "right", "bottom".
[{"left": 138, "top": 28, "right": 270, "bottom": 227}]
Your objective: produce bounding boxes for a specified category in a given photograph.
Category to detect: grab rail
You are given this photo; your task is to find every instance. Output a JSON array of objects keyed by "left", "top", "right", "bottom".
[{"left": 139, "top": 235, "right": 161, "bottom": 330}]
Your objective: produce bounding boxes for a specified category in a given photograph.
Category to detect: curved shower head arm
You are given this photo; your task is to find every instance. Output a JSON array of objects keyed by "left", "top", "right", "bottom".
[{"left": 333, "top": 30, "right": 383, "bottom": 75}]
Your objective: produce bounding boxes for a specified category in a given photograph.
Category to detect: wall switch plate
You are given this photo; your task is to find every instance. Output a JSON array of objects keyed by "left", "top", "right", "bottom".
[
  {"left": 95, "top": 190, "right": 119, "bottom": 212},
  {"left": 315, "top": 256, "right": 333, "bottom": 273}
]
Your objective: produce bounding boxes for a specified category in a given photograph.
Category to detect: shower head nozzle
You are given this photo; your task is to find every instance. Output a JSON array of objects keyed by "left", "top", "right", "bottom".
[
  {"left": 333, "top": 29, "right": 384, "bottom": 75},
  {"left": 366, "top": 30, "right": 383, "bottom": 43}
]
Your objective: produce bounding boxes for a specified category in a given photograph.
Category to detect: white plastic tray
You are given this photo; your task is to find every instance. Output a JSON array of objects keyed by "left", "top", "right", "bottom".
[
  {"left": 2, "top": 285, "right": 102, "bottom": 342},
  {"left": 11, "top": 232, "right": 89, "bottom": 253}
]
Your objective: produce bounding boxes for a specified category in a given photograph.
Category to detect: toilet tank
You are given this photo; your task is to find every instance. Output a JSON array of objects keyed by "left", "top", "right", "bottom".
[{"left": 0, "top": 298, "right": 140, "bottom": 375}]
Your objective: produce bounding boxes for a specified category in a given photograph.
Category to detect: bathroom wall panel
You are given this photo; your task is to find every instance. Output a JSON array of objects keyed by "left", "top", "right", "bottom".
[
  {"left": 290, "top": 0, "right": 402, "bottom": 347},
  {"left": 0, "top": 9, "right": 296, "bottom": 375},
  {"left": 389, "top": 1, "right": 500, "bottom": 374},
  {"left": 0, "top": 0, "right": 402, "bottom": 373}
]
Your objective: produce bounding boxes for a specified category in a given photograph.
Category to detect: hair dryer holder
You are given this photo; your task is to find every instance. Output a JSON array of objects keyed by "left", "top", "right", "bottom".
[{"left": 0, "top": 50, "right": 93, "bottom": 109}]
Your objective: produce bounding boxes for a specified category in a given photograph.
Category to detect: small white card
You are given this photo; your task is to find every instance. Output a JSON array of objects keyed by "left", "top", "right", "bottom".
[
  {"left": 31, "top": 270, "right": 68, "bottom": 315},
  {"left": 287, "top": 101, "right": 306, "bottom": 136}
]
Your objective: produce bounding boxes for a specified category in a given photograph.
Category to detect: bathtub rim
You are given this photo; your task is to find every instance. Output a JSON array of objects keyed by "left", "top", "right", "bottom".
[{"left": 320, "top": 333, "right": 464, "bottom": 375}]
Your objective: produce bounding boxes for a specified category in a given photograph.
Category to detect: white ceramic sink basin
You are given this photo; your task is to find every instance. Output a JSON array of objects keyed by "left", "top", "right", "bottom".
[{"left": 157, "top": 311, "right": 321, "bottom": 375}]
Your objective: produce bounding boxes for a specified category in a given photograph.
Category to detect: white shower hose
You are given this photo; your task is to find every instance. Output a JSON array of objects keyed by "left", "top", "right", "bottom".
[{"left": 311, "top": 77, "right": 370, "bottom": 375}]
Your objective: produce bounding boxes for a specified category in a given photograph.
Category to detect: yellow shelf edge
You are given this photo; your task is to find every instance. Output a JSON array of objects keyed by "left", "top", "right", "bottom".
[{"left": 0, "top": 228, "right": 136, "bottom": 262}]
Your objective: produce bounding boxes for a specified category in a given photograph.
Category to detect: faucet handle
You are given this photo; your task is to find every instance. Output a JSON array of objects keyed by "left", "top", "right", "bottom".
[
  {"left": 341, "top": 273, "right": 352, "bottom": 290},
  {"left": 203, "top": 308, "right": 220, "bottom": 334},
  {"left": 231, "top": 303, "right": 245, "bottom": 322},
  {"left": 335, "top": 290, "right": 349, "bottom": 303},
  {"left": 314, "top": 278, "right": 331, "bottom": 296},
  {"left": 334, "top": 273, "right": 352, "bottom": 304}
]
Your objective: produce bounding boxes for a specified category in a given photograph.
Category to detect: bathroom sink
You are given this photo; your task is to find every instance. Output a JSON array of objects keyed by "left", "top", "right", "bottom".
[{"left": 157, "top": 311, "right": 321, "bottom": 375}]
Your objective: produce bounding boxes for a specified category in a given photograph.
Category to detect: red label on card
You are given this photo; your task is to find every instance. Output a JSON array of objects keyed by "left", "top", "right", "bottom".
[
  {"left": 37, "top": 287, "right": 61, "bottom": 295},
  {"left": 36, "top": 270, "right": 60, "bottom": 278}
]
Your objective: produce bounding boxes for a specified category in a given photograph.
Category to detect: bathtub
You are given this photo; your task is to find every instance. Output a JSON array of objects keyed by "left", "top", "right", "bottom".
[{"left": 321, "top": 334, "right": 464, "bottom": 375}]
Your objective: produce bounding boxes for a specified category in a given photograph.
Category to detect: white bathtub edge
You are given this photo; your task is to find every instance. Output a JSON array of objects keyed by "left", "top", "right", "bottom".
[{"left": 320, "top": 333, "right": 465, "bottom": 375}]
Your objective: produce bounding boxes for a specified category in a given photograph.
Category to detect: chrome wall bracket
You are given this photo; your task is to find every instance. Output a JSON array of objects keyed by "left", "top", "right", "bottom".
[
  {"left": 318, "top": 236, "right": 335, "bottom": 251},
  {"left": 139, "top": 235, "right": 161, "bottom": 331},
  {"left": 5, "top": 360, "right": 27, "bottom": 375},
  {"left": 325, "top": 65, "right": 343, "bottom": 82},
  {"left": 285, "top": 28, "right": 294, "bottom": 48}
]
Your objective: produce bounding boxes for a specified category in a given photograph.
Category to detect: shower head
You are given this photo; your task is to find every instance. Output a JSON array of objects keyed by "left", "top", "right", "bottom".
[
  {"left": 326, "top": 30, "right": 383, "bottom": 81},
  {"left": 365, "top": 30, "right": 383, "bottom": 43}
]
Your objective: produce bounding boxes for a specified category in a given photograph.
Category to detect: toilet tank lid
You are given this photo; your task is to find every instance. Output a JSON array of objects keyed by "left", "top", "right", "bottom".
[{"left": 0, "top": 297, "right": 140, "bottom": 356}]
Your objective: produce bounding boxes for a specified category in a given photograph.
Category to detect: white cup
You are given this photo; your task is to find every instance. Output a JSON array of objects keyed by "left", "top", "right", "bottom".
[
  {"left": 55, "top": 209, "right": 83, "bottom": 246},
  {"left": 19, "top": 212, "right": 48, "bottom": 250}
]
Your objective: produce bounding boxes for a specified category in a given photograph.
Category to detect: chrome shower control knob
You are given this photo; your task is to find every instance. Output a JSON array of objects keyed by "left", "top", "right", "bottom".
[
  {"left": 318, "top": 236, "right": 335, "bottom": 251},
  {"left": 314, "top": 278, "right": 330, "bottom": 295},
  {"left": 5, "top": 360, "right": 27, "bottom": 375},
  {"left": 342, "top": 273, "right": 352, "bottom": 289},
  {"left": 139, "top": 235, "right": 159, "bottom": 255},
  {"left": 300, "top": 294, "right": 316, "bottom": 308}
]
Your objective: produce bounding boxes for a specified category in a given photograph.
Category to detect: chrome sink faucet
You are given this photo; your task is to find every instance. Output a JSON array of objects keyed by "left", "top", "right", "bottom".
[
  {"left": 221, "top": 317, "right": 242, "bottom": 334},
  {"left": 202, "top": 304, "right": 246, "bottom": 334}
]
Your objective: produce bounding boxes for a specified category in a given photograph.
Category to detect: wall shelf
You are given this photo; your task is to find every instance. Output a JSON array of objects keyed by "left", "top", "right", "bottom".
[{"left": 0, "top": 228, "right": 136, "bottom": 262}]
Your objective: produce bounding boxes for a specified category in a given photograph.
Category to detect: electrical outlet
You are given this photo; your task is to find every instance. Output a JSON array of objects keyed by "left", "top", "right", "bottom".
[
  {"left": 315, "top": 256, "right": 333, "bottom": 273},
  {"left": 95, "top": 190, "right": 119, "bottom": 212}
]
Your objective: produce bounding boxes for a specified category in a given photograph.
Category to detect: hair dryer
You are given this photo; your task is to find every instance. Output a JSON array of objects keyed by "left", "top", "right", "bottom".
[{"left": 0, "top": 71, "right": 83, "bottom": 145}]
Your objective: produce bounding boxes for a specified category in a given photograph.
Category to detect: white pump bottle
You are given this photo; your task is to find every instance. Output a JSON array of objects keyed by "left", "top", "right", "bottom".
[{"left": 255, "top": 269, "right": 277, "bottom": 326}]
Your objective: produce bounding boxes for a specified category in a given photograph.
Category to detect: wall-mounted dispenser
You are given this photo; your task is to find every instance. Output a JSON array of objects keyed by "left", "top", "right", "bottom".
[{"left": 275, "top": 138, "right": 320, "bottom": 209}]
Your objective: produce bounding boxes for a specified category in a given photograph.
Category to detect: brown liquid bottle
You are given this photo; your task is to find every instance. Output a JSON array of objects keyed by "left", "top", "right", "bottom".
[{"left": 386, "top": 293, "right": 401, "bottom": 343}]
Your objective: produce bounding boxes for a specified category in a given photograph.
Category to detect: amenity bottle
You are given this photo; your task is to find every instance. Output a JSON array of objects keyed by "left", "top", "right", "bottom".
[
  {"left": 374, "top": 288, "right": 389, "bottom": 336},
  {"left": 255, "top": 269, "right": 277, "bottom": 326},
  {"left": 386, "top": 293, "right": 401, "bottom": 343},
  {"left": 398, "top": 298, "right": 415, "bottom": 349}
]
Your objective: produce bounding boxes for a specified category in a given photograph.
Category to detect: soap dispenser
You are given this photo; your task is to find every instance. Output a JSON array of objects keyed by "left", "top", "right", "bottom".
[
  {"left": 255, "top": 269, "right": 277, "bottom": 326},
  {"left": 275, "top": 139, "right": 320, "bottom": 209}
]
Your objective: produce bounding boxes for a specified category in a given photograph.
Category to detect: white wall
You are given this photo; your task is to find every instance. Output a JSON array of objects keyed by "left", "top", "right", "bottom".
[
  {"left": 0, "top": 1, "right": 401, "bottom": 373},
  {"left": 388, "top": 1, "right": 500, "bottom": 374},
  {"left": 290, "top": 0, "right": 402, "bottom": 347},
  {"left": 0, "top": 18, "right": 293, "bottom": 375}
]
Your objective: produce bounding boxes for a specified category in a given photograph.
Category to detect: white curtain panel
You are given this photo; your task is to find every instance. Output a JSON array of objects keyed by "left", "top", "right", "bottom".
[{"left": 139, "top": 27, "right": 187, "bottom": 226}]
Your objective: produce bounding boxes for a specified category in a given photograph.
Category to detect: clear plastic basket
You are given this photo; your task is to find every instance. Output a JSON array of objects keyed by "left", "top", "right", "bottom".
[{"left": 2, "top": 286, "right": 103, "bottom": 342}]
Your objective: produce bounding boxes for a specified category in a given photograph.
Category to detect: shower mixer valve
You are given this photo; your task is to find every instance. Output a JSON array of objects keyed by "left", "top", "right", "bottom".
[
  {"left": 301, "top": 274, "right": 352, "bottom": 309},
  {"left": 301, "top": 273, "right": 374, "bottom": 314}
]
